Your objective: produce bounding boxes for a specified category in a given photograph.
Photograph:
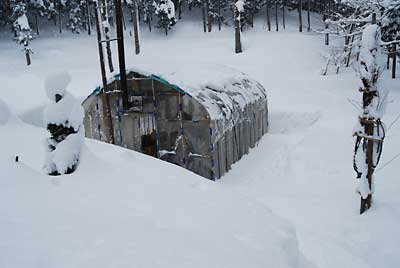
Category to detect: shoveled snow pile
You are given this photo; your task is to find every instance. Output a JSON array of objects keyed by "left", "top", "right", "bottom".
[{"left": 0, "top": 112, "right": 313, "bottom": 268}]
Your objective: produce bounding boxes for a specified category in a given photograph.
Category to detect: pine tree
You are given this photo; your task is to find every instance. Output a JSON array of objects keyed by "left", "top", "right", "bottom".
[
  {"left": 381, "top": 1, "right": 400, "bottom": 42},
  {"left": 155, "top": 0, "right": 176, "bottom": 35},
  {"left": 11, "top": 0, "right": 33, "bottom": 65},
  {"left": 243, "top": 0, "right": 263, "bottom": 28},
  {"left": 67, "top": 0, "right": 85, "bottom": 33}
]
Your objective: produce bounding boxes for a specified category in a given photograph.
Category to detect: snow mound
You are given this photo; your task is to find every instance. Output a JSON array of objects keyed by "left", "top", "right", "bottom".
[
  {"left": 44, "top": 91, "right": 84, "bottom": 131},
  {"left": 0, "top": 115, "right": 313, "bottom": 268},
  {"left": 0, "top": 99, "right": 11, "bottom": 125},
  {"left": 44, "top": 71, "right": 72, "bottom": 102}
]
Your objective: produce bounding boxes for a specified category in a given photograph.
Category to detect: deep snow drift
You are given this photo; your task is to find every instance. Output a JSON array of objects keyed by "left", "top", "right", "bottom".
[{"left": 0, "top": 100, "right": 312, "bottom": 268}]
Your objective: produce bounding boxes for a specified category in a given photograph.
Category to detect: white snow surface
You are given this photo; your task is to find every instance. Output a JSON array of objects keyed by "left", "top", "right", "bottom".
[
  {"left": 44, "top": 91, "right": 84, "bottom": 132},
  {"left": 44, "top": 71, "right": 72, "bottom": 102},
  {"left": 0, "top": 108, "right": 311, "bottom": 268},
  {"left": 0, "top": 98, "right": 11, "bottom": 125},
  {"left": 1, "top": 10, "right": 400, "bottom": 268}
]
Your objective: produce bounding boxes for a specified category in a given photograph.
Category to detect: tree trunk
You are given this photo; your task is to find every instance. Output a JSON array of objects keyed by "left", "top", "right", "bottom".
[
  {"left": 35, "top": 13, "right": 39, "bottom": 35},
  {"left": 101, "top": 0, "right": 114, "bottom": 73},
  {"left": 234, "top": 5, "right": 242, "bottom": 54},
  {"left": 282, "top": 1, "right": 285, "bottom": 30},
  {"left": 178, "top": 0, "right": 182, "bottom": 19},
  {"left": 206, "top": 0, "right": 212, "bottom": 32},
  {"left": 148, "top": 13, "right": 152, "bottom": 32},
  {"left": 392, "top": 43, "right": 397, "bottom": 79},
  {"left": 298, "top": 0, "right": 303, "bottom": 32},
  {"left": 94, "top": 1, "right": 114, "bottom": 144},
  {"left": 58, "top": 2, "right": 62, "bottom": 34},
  {"left": 202, "top": 0, "right": 207, "bottom": 32},
  {"left": 86, "top": 0, "right": 91, "bottom": 35},
  {"left": 307, "top": 0, "right": 311, "bottom": 32},
  {"left": 275, "top": 1, "right": 278, "bottom": 31},
  {"left": 266, "top": 1, "right": 271, "bottom": 31},
  {"left": 25, "top": 49, "right": 31, "bottom": 66},
  {"left": 133, "top": 0, "right": 140, "bottom": 55},
  {"left": 218, "top": 0, "right": 222, "bottom": 31}
]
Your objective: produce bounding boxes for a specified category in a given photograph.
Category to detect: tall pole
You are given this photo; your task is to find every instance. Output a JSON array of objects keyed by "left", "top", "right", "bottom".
[
  {"left": 115, "top": 0, "right": 129, "bottom": 110},
  {"left": 95, "top": 0, "right": 114, "bottom": 144}
]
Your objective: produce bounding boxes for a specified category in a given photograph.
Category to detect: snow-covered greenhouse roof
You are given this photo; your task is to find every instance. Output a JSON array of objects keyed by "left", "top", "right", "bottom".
[{"left": 91, "top": 64, "right": 267, "bottom": 121}]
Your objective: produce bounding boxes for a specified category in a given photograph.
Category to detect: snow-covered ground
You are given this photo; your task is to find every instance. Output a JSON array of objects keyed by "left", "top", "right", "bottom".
[{"left": 1, "top": 10, "right": 400, "bottom": 268}]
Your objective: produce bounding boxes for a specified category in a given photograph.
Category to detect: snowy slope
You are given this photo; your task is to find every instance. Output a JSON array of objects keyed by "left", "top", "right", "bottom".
[{"left": 0, "top": 100, "right": 313, "bottom": 268}]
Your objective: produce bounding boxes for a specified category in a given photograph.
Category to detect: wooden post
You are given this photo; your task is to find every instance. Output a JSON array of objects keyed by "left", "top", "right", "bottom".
[
  {"left": 392, "top": 43, "right": 397, "bottom": 79},
  {"left": 115, "top": 0, "right": 129, "bottom": 110},
  {"left": 94, "top": 0, "right": 114, "bottom": 144},
  {"left": 132, "top": 0, "right": 140, "bottom": 55},
  {"left": 360, "top": 116, "right": 375, "bottom": 214}
]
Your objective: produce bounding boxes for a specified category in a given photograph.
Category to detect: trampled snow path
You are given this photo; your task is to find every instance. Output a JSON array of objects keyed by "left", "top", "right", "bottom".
[{"left": 1, "top": 10, "right": 400, "bottom": 268}]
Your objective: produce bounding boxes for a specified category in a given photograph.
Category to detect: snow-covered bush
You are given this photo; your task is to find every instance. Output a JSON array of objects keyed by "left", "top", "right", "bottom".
[
  {"left": 353, "top": 24, "right": 387, "bottom": 211},
  {"left": 43, "top": 71, "right": 85, "bottom": 176}
]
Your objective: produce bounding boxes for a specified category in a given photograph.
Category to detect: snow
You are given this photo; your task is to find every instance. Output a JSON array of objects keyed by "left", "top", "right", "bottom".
[
  {"left": 0, "top": 111, "right": 311, "bottom": 268},
  {"left": 103, "top": 64, "right": 267, "bottom": 121},
  {"left": 0, "top": 98, "right": 11, "bottom": 125},
  {"left": 44, "top": 72, "right": 83, "bottom": 131},
  {"left": 15, "top": 14, "right": 31, "bottom": 31},
  {"left": 1, "top": 10, "right": 400, "bottom": 268}
]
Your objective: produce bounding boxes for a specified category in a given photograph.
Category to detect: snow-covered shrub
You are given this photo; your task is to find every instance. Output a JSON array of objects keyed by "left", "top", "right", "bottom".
[
  {"left": 353, "top": 24, "right": 387, "bottom": 202},
  {"left": 43, "top": 71, "right": 85, "bottom": 176}
]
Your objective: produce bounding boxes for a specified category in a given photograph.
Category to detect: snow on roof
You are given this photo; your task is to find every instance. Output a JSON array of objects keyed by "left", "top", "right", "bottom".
[{"left": 94, "top": 64, "right": 267, "bottom": 122}]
